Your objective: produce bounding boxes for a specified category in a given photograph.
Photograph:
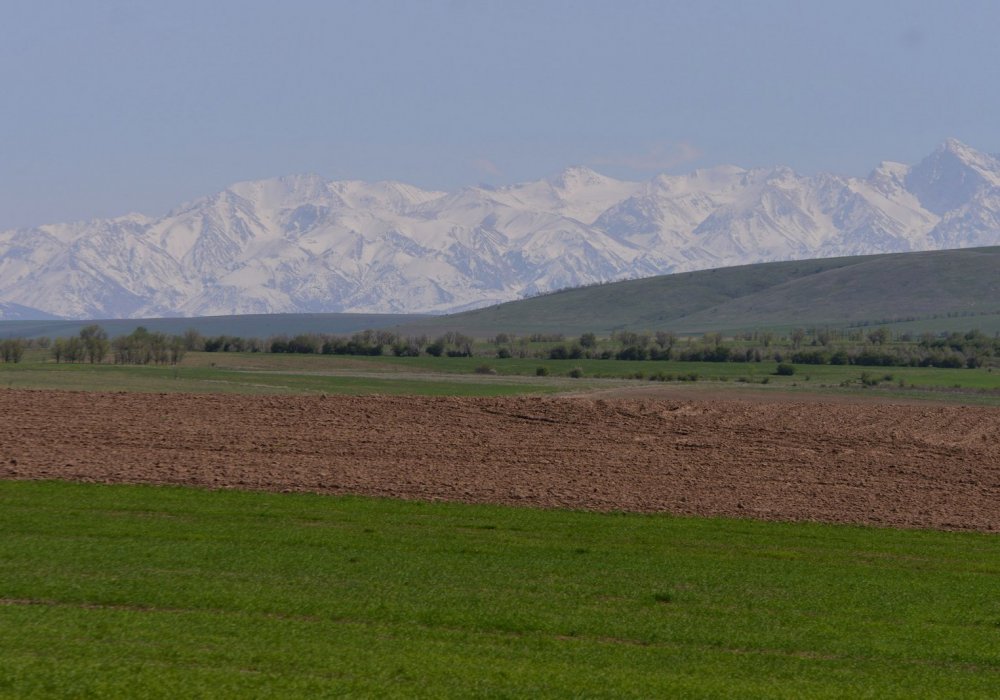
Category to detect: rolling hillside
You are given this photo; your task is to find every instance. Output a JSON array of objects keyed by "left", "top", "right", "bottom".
[{"left": 405, "top": 247, "right": 1000, "bottom": 335}]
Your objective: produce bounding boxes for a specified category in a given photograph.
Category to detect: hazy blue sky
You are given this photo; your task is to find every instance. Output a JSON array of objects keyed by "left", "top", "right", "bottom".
[{"left": 2, "top": 0, "right": 999, "bottom": 229}]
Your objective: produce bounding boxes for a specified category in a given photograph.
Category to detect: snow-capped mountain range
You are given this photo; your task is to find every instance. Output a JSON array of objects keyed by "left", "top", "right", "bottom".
[{"left": 2, "top": 138, "right": 1000, "bottom": 320}]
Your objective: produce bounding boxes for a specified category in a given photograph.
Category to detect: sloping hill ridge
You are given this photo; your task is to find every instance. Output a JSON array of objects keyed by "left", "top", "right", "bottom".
[{"left": 409, "top": 247, "right": 1000, "bottom": 335}]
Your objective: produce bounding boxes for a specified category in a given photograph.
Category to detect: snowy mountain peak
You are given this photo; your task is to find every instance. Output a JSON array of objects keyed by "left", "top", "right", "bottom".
[
  {"left": 549, "top": 166, "right": 615, "bottom": 190},
  {"left": 941, "top": 136, "right": 979, "bottom": 157},
  {"left": 938, "top": 138, "right": 1000, "bottom": 178},
  {"left": 227, "top": 173, "right": 331, "bottom": 208},
  {"left": 866, "top": 161, "right": 912, "bottom": 198},
  {"left": 869, "top": 160, "right": 909, "bottom": 179},
  {"left": 1, "top": 141, "right": 999, "bottom": 320},
  {"left": 906, "top": 139, "right": 1000, "bottom": 214}
]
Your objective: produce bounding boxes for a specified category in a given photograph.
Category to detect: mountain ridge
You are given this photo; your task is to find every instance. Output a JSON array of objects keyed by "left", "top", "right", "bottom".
[{"left": 2, "top": 139, "right": 1000, "bottom": 320}]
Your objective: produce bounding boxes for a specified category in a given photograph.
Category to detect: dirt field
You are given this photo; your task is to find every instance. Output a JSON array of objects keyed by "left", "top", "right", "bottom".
[{"left": 1, "top": 389, "right": 997, "bottom": 532}]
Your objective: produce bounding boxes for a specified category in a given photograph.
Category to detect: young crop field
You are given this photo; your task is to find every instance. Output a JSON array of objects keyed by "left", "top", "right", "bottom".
[{"left": 1, "top": 481, "right": 997, "bottom": 698}]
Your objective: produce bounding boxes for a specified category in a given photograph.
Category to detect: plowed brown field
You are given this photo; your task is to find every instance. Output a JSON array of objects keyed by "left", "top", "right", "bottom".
[{"left": 1, "top": 389, "right": 998, "bottom": 531}]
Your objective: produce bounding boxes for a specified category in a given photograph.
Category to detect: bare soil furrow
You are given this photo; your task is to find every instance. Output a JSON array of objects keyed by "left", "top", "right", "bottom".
[{"left": 1, "top": 390, "right": 998, "bottom": 531}]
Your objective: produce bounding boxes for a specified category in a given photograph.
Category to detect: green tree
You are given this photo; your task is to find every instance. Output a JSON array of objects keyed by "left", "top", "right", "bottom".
[
  {"left": 64, "top": 337, "right": 84, "bottom": 362},
  {"left": 790, "top": 328, "right": 806, "bottom": 349},
  {"left": 0, "top": 338, "right": 25, "bottom": 363},
  {"left": 79, "top": 324, "right": 110, "bottom": 364},
  {"left": 51, "top": 338, "right": 66, "bottom": 363},
  {"left": 867, "top": 327, "right": 890, "bottom": 346},
  {"left": 182, "top": 328, "right": 204, "bottom": 351},
  {"left": 654, "top": 331, "right": 676, "bottom": 351}
]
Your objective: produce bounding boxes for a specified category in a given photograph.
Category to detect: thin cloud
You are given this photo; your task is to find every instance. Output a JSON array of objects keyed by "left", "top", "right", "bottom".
[
  {"left": 593, "top": 142, "right": 702, "bottom": 172},
  {"left": 900, "top": 26, "right": 924, "bottom": 50},
  {"left": 470, "top": 158, "right": 503, "bottom": 177}
]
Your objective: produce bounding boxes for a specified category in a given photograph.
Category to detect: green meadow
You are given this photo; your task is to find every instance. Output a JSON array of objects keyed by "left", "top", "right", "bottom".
[{"left": 1, "top": 481, "right": 997, "bottom": 698}]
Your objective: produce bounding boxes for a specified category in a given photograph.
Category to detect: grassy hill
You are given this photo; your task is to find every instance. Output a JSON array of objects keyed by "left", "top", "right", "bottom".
[{"left": 404, "top": 247, "right": 1000, "bottom": 336}]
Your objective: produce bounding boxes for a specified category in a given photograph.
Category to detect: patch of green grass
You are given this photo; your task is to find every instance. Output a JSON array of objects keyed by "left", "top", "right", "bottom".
[
  {"left": 187, "top": 350, "right": 1000, "bottom": 389},
  {"left": 0, "top": 481, "right": 997, "bottom": 697}
]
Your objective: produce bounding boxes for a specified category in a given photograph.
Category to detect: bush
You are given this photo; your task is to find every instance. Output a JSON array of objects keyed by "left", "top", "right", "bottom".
[
  {"left": 775, "top": 363, "right": 795, "bottom": 376},
  {"left": 791, "top": 349, "right": 829, "bottom": 365},
  {"left": 676, "top": 346, "right": 730, "bottom": 362},
  {"left": 615, "top": 345, "right": 648, "bottom": 361},
  {"left": 474, "top": 364, "right": 497, "bottom": 375},
  {"left": 860, "top": 371, "right": 880, "bottom": 387},
  {"left": 853, "top": 350, "right": 898, "bottom": 367},
  {"left": 535, "top": 367, "right": 549, "bottom": 376},
  {"left": 829, "top": 349, "right": 849, "bottom": 365},
  {"left": 549, "top": 344, "right": 583, "bottom": 360},
  {"left": 568, "top": 367, "right": 584, "bottom": 378},
  {"left": 392, "top": 343, "right": 421, "bottom": 357}
]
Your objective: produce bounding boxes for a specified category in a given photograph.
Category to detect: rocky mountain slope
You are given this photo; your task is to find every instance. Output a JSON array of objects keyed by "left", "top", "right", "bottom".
[{"left": 2, "top": 139, "right": 998, "bottom": 320}]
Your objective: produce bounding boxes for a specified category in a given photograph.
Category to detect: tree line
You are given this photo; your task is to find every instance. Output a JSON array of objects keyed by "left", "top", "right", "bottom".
[
  {"left": 2, "top": 323, "right": 997, "bottom": 370},
  {"left": 183, "top": 325, "right": 1000, "bottom": 369},
  {"left": 540, "top": 328, "right": 999, "bottom": 369},
  {"left": 46, "top": 325, "right": 187, "bottom": 365}
]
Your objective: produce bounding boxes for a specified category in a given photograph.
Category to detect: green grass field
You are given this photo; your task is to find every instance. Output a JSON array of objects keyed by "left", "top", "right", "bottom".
[
  {"left": 0, "top": 354, "right": 571, "bottom": 397},
  {"left": 3, "top": 350, "right": 1000, "bottom": 403},
  {"left": 1, "top": 481, "right": 997, "bottom": 698}
]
